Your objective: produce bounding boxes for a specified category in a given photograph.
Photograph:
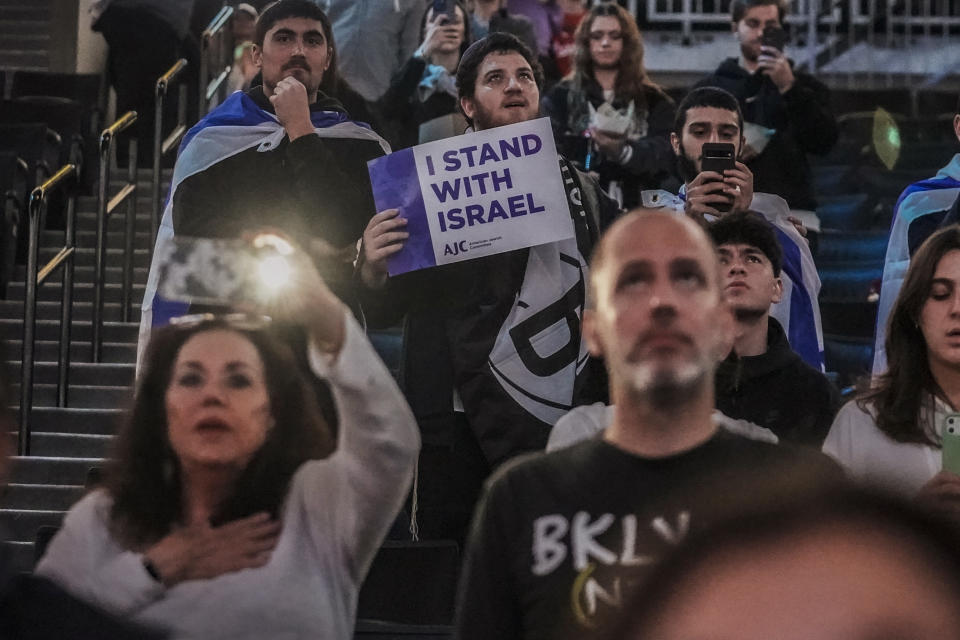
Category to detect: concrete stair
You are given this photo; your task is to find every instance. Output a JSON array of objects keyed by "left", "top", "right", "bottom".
[
  {"left": 0, "top": 0, "right": 51, "bottom": 72},
  {"left": 0, "top": 166, "right": 164, "bottom": 573}
]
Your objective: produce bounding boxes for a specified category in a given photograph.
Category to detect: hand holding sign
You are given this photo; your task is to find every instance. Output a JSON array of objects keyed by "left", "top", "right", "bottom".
[
  {"left": 360, "top": 209, "right": 409, "bottom": 289},
  {"left": 366, "top": 118, "right": 574, "bottom": 276}
]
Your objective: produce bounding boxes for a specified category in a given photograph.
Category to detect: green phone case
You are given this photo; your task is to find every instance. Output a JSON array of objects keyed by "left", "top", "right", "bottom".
[{"left": 941, "top": 414, "right": 960, "bottom": 474}]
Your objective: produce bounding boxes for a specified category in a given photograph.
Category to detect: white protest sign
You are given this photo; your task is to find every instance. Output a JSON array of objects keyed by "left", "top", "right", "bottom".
[{"left": 367, "top": 117, "right": 574, "bottom": 275}]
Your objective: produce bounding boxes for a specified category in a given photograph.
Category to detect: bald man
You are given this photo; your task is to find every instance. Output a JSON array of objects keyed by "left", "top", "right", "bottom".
[{"left": 455, "top": 210, "right": 841, "bottom": 640}]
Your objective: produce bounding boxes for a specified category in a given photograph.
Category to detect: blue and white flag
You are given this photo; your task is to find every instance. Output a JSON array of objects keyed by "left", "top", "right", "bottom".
[
  {"left": 138, "top": 91, "right": 390, "bottom": 368},
  {"left": 873, "top": 154, "right": 960, "bottom": 373},
  {"left": 641, "top": 189, "right": 824, "bottom": 370}
]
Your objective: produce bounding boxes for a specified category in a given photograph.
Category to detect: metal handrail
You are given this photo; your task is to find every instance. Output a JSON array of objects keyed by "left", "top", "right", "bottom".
[
  {"left": 198, "top": 5, "right": 235, "bottom": 119},
  {"left": 93, "top": 111, "right": 138, "bottom": 363},
  {"left": 19, "top": 163, "right": 78, "bottom": 455},
  {"left": 153, "top": 58, "right": 189, "bottom": 249}
]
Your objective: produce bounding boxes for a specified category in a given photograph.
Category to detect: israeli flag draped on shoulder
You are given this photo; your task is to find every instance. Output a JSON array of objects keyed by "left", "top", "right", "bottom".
[
  {"left": 138, "top": 90, "right": 391, "bottom": 369},
  {"left": 641, "top": 189, "right": 824, "bottom": 371},
  {"left": 873, "top": 154, "right": 960, "bottom": 374}
]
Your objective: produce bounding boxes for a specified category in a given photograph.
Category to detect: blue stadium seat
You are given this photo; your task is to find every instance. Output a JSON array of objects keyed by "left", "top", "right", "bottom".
[{"left": 816, "top": 194, "right": 871, "bottom": 231}]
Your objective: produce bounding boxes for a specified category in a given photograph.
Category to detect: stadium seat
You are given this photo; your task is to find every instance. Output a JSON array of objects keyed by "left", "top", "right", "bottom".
[
  {"left": 824, "top": 334, "right": 874, "bottom": 390},
  {"left": 816, "top": 193, "right": 871, "bottom": 231},
  {"left": 815, "top": 229, "right": 888, "bottom": 266},
  {"left": 357, "top": 541, "right": 460, "bottom": 627}
]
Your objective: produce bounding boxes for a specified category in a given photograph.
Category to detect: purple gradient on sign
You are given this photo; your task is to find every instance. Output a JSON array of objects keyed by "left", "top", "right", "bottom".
[{"left": 367, "top": 148, "right": 436, "bottom": 275}]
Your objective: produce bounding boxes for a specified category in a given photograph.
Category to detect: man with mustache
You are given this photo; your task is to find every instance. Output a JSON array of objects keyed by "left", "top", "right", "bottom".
[
  {"left": 142, "top": 0, "right": 389, "bottom": 343},
  {"left": 455, "top": 210, "right": 840, "bottom": 640}
]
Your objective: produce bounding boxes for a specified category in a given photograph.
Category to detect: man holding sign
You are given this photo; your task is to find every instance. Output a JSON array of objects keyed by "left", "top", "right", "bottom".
[{"left": 360, "top": 33, "right": 619, "bottom": 542}]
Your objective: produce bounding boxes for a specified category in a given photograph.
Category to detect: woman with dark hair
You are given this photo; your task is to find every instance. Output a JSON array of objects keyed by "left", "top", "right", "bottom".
[
  {"left": 35, "top": 244, "right": 420, "bottom": 639},
  {"left": 541, "top": 2, "right": 676, "bottom": 208},
  {"left": 824, "top": 225, "right": 960, "bottom": 513},
  {"left": 378, "top": 0, "right": 472, "bottom": 149}
]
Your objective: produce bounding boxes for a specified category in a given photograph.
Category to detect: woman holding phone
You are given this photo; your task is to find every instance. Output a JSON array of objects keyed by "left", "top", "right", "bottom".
[
  {"left": 379, "top": 0, "right": 472, "bottom": 149},
  {"left": 35, "top": 240, "right": 420, "bottom": 639},
  {"left": 824, "top": 226, "right": 960, "bottom": 524}
]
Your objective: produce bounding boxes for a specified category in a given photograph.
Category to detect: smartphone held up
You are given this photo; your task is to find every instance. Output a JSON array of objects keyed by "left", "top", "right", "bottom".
[
  {"left": 156, "top": 233, "right": 300, "bottom": 308},
  {"left": 700, "top": 142, "right": 736, "bottom": 214}
]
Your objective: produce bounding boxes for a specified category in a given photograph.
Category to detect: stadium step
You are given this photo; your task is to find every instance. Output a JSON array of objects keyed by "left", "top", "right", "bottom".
[
  {"left": 12, "top": 265, "right": 150, "bottom": 286},
  {"left": 5, "top": 432, "right": 114, "bottom": 458},
  {"left": 3, "top": 361, "right": 135, "bottom": 388},
  {"left": 0, "top": 319, "right": 139, "bottom": 343},
  {"left": 7, "top": 457, "right": 103, "bottom": 487},
  {"left": 27, "top": 407, "right": 123, "bottom": 436},
  {"left": 11, "top": 383, "right": 132, "bottom": 410},
  {"left": 6, "top": 281, "right": 146, "bottom": 306},
  {"left": 1, "top": 339, "right": 137, "bottom": 365},
  {"left": 2, "top": 484, "right": 84, "bottom": 511},
  {"left": 0, "top": 299, "right": 141, "bottom": 323}
]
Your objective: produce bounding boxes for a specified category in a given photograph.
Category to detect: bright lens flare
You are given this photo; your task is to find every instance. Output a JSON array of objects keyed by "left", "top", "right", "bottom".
[{"left": 257, "top": 254, "right": 293, "bottom": 291}]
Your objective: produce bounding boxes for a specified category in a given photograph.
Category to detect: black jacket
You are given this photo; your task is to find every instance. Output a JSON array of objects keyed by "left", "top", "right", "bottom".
[
  {"left": 172, "top": 86, "right": 386, "bottom": 299},
  {"left": 696, "top": 58, "right": 838, "bottom": 211},
  {"left": 542, "top": 78, "right": 676, "bottom": 208},
  {"left": 359, "top": 157, "right": 619, "bottom": 462},
  {"left": 715, "top": 317, "right": 839, "bottom": 446},
  {"left": 378, "top": 55, "right": 460, "bottom": 151}
]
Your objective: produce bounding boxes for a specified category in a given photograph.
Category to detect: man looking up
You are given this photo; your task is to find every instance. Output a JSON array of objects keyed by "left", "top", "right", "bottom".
[
  {"left": 696, "top": 0, "right": 837, "bottom": 231},
  {"left": 710, "top": 212, "right": 838, "bottom": 446},
  {"left": 653, "top": 86, "right": 824, "bottom": 370},
  {"left": 141, "top": 0, "right": 390, "bottom": 347},
  {"left": 455, "top": 210, "right": 840, "bottom": 640},
  {"left": 359, "top": 33, "right": 619, "bottom": 542}
]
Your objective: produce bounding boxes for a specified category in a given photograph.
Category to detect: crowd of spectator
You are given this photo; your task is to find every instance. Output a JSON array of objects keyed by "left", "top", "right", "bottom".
[{"left": 7, "top": 0, "right": 960, "bottom": 638}]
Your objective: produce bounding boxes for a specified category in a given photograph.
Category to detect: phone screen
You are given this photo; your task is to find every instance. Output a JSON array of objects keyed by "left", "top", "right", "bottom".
[
  {"left": 156, "top": 236, "right": 265, "bottom": 307},
  {"left": 761, "top": 26, "right": 788, "bottom": 52},
  {"left": 700, "top": 143, "right": 736, "bottom": 214}
]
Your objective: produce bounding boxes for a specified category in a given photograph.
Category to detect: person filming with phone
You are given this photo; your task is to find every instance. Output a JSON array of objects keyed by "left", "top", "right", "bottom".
[
  {"left": 378, "top": 0, "right": 472, "bottom": 150},
  {"left": 35, "top": 235, "right": 420, "bottom": 639},
  {"left": 695, "top": 0, "right": 837, "bottom": 234},
  {"left": 643, "top": 87, "right": 825, "bottom": 370},
  {"left": 824, "top": 225, "right": 960, "bottom": 528}
]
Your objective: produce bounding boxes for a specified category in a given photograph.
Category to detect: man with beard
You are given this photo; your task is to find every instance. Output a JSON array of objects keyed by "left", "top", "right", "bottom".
[
  {"left": 141, "top": 0, "right": 390, "bottom": 347},
  {"left": 695, "top": 0, "right": 837, "bottom": 232},
  {"left": 454, "top": 210, "right": 840, "bottom": 640},
  {"left": 358, "top": 33, "right": 619, "bottom": 543},
  {"left": 648, "top": 86, "right": 824, "bottom": 371},
  {"left": 709, "top": 212, "right": 838, "bottom": 446}
]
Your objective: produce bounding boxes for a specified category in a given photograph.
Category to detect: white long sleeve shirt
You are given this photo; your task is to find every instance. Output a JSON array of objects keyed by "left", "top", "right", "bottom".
[{"left": 36, "top": 313, "right": 420, "bottom": 640}]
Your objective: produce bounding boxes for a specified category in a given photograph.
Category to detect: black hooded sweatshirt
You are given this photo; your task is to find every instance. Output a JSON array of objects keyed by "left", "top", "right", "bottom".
[
  {"left": 715, "top": 317, "right": 839, "bottom": 446},
  {"left": 696, "top": 58, "right": 838, "bottom": 211}
]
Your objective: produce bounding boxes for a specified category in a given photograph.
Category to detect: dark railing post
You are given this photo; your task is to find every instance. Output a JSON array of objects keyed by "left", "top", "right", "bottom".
[
  {"left": 20, "top": 164, "right": 77, "bottom": 455},
  {"left": 94, "top": 111, "right": 137, "bottom": 363},
  {"left": 122, "top": 138, "right": 137, "bottom": 323},
  {"left": 19, "top": 190, "right": 42, "bottom": 455},
  {"left": 94, "top": 128, "right": 111, "bottom": 364},
  {"left": 56, "top": 186, "right": 76, "bottom": 408},
  {"left": 152, "top": 58, "right": 188, "bottom": 249}
]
